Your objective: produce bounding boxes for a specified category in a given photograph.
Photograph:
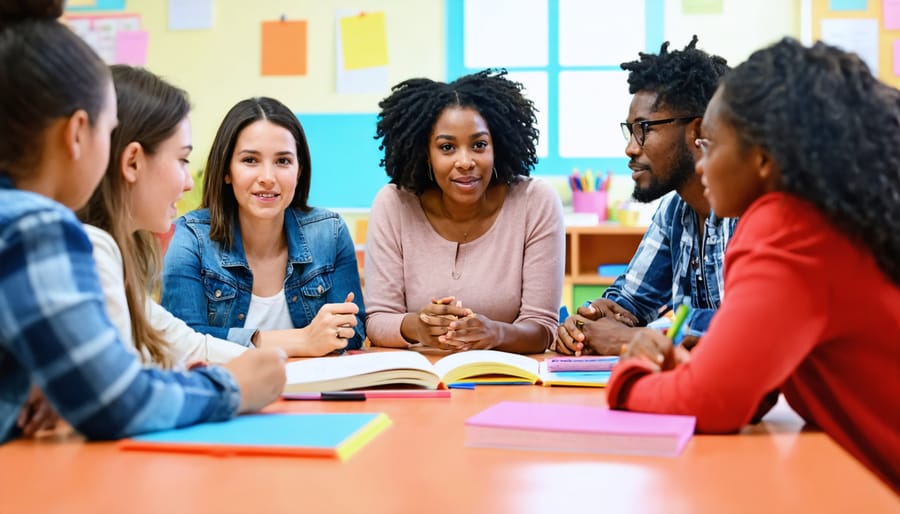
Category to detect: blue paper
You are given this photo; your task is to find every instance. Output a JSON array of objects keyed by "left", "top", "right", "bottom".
[
  {"left": 67, "top": 0, "right": 126, "bottom": 12},
  {"left": 129, "top": 413, "right": 381, "bottom": 448},
  {"left": 829, "top": 0, "right": 868, "bottom": 11}
]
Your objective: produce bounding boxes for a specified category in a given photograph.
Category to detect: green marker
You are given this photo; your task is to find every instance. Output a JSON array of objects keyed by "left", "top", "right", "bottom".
[{"left": 668, "top": 303, "right": 691, "bottom": 343}]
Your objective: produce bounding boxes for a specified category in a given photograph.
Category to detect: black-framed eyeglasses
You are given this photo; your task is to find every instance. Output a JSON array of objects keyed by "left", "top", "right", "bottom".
[{"left": 620, "top": 116, "right": 700, "bottom": 147}]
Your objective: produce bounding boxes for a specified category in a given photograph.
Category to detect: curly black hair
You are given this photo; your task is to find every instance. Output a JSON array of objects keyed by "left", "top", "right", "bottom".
[
  {"left": 375, "top": 69, "right": 538, "bottom": 194},
  {"left": 719, "top": 37, "right": 900, "bottom": 284},
  {"left": 621, "top": 35, "right": 730, "bottom": 116}
]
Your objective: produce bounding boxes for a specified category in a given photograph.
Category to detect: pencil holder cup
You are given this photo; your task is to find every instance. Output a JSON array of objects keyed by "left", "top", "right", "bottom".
[{"left": 572, "top": 190, "right": 608, "bottom": 222}]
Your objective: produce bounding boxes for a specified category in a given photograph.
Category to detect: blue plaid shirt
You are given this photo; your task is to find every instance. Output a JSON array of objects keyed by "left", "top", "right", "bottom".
[
  {"left": 0, "top": 177, "right": 240, "bottom": 443},
  {"left": 603, "top": 192, "right": 738, "bottom": 334}
]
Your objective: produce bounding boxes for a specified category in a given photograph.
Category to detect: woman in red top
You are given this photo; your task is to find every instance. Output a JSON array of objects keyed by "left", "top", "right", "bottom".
[{"left": 606, "top": 38, "right": 900, "bottom": 492}]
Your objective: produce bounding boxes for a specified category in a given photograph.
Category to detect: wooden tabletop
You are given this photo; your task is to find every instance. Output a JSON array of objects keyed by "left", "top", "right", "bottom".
[{"left": 0, "top": 383, "right": 896, "bottom": 514}]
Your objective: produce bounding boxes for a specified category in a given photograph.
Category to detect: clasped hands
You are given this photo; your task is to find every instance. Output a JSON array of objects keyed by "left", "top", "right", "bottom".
[
  {"left": 556, "top": 298, "right": 640, "bottom": 355},
  {"left": 415, "top": 296, "right": 497, "bottom": 352}
]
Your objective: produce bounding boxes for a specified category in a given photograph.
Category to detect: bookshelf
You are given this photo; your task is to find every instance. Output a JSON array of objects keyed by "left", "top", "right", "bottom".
[{"left": 563, "top": 225, "right": 646, "bottom": 311}]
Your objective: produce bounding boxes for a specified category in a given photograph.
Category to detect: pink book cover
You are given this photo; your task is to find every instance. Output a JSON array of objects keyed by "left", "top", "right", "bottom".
[{"left": 465, "top": 401, "right": 696, "bottom": 457}]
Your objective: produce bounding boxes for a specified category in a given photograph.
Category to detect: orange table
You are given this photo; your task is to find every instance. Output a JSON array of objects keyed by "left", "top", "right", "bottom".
[{"left": 0, "top": 384, "right": 896, "bottom": 514}]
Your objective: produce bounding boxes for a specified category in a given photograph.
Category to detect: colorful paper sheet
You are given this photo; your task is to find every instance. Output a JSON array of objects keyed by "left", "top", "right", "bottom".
[
  {"left": 340, "top": 12, "right": 388, "bottom": 70},
  {"left": 893, "top": 39, "right": 900, "bottom": 76},
  {"left": 168, "top": 0, "right": 213, "bottom": 31},
  {"left": 682, "top": 0, "right": 724, "bottom": 15},
  {"left": 120, "top": 413, "right": 391, "bottom": 461},
  {"left": 114, "top": 30, "right": 148, "bottom": 66},
  {"left": 829, "top": 0, "right": 868, "bottom": 10},
  {"left": 261, "top": 19, "right": 308, "bottom": 76},
  {"left": 884, "top": 0, "right": 900, "bottom": 30}
]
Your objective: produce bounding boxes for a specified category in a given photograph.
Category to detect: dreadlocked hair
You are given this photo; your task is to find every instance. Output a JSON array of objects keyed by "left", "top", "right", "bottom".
[
  {"left": 621, "top": 35, "right": 730, "bottom": 115},
  {"left": 375, "top": 69, "right": 539, "bottom": 194},
  {"left": 718, "top": 37, "right": 900, "bottom": 284}
]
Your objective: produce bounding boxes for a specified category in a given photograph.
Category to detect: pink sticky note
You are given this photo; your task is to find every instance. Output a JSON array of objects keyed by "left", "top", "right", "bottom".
[
  {"left": 894, "top": 39, "right": 900, "bottom": 76},
  {"left": 885, "top": 0, "right": 900, "bottom": 30},
  {"left": 115, "top": 30, "right": 148, "bottom": 66}
]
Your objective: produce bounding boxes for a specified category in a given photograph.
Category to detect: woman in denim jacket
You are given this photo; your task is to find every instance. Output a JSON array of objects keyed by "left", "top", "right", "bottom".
[{"left": 162, "top": 97, "right": 364, "bottom": 356}]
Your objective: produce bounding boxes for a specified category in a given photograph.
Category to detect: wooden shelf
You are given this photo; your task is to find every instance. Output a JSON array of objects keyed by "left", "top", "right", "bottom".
[{"left": 564, "top": 224, "right": 646, "bottom": 309}]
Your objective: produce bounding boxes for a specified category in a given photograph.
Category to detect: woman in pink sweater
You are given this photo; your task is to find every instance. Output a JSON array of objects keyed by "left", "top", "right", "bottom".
[
  {"left": 607, "top": 39, "right": 900, "bottom": 492},
  {"left": 365, "top": 70, "right": 564, "bottom": 354}
]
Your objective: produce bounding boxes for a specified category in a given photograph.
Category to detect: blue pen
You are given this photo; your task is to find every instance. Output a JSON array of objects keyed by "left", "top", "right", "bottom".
[{"left": 559, "top": 305, "right": 570, "bottom": 323}]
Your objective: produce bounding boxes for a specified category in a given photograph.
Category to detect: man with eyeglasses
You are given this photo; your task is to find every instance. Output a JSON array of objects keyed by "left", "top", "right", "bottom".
[{"left": 558, "top": 36, "right": 739, "bottom": 356}]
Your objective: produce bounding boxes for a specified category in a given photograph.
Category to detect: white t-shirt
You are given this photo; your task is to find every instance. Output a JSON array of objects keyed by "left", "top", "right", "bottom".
[{"left": 245, "top": 289, "right": 294, "bottom": 331}]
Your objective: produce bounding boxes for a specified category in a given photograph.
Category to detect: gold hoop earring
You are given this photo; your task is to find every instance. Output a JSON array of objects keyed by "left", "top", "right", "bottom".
[
  {"left": 492, "top": 167, "right": 499, "bottom": 180},
  {"left": 427, "top": 164, "right": 434, "bottom": 182}
]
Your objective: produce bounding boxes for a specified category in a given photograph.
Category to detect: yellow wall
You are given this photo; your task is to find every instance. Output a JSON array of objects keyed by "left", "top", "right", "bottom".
[
  {"left": 126, "top": 0, "right": 444, "bottom": 194},
  {"left": 664, "top": 0, "right": 800, "bottom": 66}
]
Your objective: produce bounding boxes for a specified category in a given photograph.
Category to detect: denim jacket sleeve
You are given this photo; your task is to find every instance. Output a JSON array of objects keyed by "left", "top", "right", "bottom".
[
  {"left": 0, "top": 206, "right": 240, "bottom": 442},
  {"left": 161, "top": 216, "right": 247, "bottom": 344},
  {"left": 322, "top": 218, "right": 365, "bottom": 349}
]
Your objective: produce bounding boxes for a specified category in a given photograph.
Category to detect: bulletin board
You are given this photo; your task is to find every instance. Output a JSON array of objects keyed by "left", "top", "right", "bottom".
[{"left": 809, "top": 0, "right": 900, "bottom": 89}]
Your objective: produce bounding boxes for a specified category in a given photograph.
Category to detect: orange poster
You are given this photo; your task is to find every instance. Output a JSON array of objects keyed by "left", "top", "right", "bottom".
[{"left": 261, "top": 19, "right": 307, "bottom": 76}]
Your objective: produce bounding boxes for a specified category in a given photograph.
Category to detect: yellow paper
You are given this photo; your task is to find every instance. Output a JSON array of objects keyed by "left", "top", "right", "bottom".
[
  {"left": 67, "top": 0, "right": 97, "bottom": 6},
  {"left": 682, "top": 0, "right": 723, "bottom": 15},
  {"left": 340, "top": 12, "right": 388, "bottom": 70}
]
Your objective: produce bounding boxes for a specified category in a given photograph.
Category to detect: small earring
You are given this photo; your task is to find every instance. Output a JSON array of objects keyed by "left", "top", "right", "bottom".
[
  {"left": 492, "top": 167, "right": 499, "bottom": 179},
  {"left": 427, "top": 164, "right": 434, "bottom": 182}
]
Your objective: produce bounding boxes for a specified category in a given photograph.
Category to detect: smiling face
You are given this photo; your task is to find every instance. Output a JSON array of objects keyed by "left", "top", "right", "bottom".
[
  {"left": 624, "top": 91, "right": 698, "bottom": 203},
  {"left": 696, "top": 88, "right": 778, "bottom": 218},
  {"left": 225, "top": 120, "right": 299, "bottom": 223},
  {"left": 125, "top": 117, "right": 193, "bottom": 234},
  {"left": 428, "top": 106, "right": 495, "bottom": 204}
]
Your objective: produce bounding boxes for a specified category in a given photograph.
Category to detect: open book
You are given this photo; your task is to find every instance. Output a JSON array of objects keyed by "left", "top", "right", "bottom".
[{"left": 284, "top": 350, "right": 542, "bottom": 393}]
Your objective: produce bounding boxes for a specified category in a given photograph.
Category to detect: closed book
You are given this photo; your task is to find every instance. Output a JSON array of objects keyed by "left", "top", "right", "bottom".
[
  {"left": 284, "top": 350, "right": 540, "bottom": 393},
  {"left": 118, "top": 413, "right": 391, "bottom": 461},
  {"left": 465, "top": 401, "right": 695, "bottom": 457},
  {"left": 538, "top": 361, "right": 611, "bottom": 387}
]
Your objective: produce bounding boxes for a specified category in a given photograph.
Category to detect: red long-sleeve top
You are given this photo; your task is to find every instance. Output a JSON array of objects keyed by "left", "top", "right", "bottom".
[{"left": 607, "top": 192, "right": 900, "bottom": 491}]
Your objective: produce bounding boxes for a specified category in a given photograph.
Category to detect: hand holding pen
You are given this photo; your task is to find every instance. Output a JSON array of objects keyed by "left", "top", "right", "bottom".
[{"left": 620, "top": 304, "right": 692, "bottom": 372}]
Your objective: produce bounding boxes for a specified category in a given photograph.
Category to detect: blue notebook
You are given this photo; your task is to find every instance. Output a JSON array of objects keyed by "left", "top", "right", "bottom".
[{"left": 118, "top": 413, "right": 391, "bottom": 461}]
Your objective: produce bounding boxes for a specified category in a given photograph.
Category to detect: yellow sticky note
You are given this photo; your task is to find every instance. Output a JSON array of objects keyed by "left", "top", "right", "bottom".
[
  {"left": 67, "top": 0, "right": 97, "bottom": 5},
  {"left": 340, "top": 12, "right": 388, "bottom": 70}
]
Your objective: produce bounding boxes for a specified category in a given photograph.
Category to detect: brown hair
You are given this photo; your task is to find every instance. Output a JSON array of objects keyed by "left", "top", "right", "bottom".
[
  {"left": 0, "top": 0, "right": 109, "bottom": 176},
  {"left": 77, "top": 66, "right": 191, "bottom": 368},
  {"left": 201, "top": 97, "right": 312, "bottom": 248}
]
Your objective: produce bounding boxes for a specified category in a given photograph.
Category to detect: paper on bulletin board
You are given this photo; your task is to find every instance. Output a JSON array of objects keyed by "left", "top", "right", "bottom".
[
  {"left": 261, "top": 20, "right": 307, "bottom": 76},
  {"left": 893, "top": 39, "right": 900, "bottom": 75},
  {"left": 464, "top": 0, "right": 547, "bottom": 68},
  {"left": 114, "top": 30, "right": 148, "bottom": 66},
  {"left": 558, "top": 70, "right": 632, "bottom": 158},
  {"left": 559, "top": 0, "right": 645, "bottom": 66},
  {"left": 829, "top": 0, "right": 868, "bottom": 9},
  {"left": 820, "top": 18, "right": 879, "bottom": 73},
  {"left": 66, "top": 13, "right": 140, "bottom": 64},
  {"left": 884, "top": 0, "right": 900, "bottom": 30},
  {"left": 335, "top": 9, "right": 388, "bottom": 94},
  {"left": 339, "top": 11, "right": 388, "bottom": 70},
  {"left": 682, "top": 0, "right": 724, "bottom": 15},
  {"left": 168, "top": 0, "right": 213, "bottom": 31},
  {"left": 66, "top": 0, "right": 124, "bottom": 11}
]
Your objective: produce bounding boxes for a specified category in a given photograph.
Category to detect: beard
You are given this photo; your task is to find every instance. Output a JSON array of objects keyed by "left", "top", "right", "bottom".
[{"left": 632, "top": 143, "right": 695, "bottom": 203}]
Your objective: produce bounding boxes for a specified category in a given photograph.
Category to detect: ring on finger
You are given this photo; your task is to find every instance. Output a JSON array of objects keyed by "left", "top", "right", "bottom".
[{"left": 574, "top": 320, "right": 584, "bottom": 330}]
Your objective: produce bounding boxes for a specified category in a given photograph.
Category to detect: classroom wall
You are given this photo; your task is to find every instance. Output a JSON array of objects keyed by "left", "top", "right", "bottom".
[
  {"left": 66, "top": 1, "right": 812, "bottom": 212},
  {"left": 121, "top": 0, "right": 445, "bottom": 210}
]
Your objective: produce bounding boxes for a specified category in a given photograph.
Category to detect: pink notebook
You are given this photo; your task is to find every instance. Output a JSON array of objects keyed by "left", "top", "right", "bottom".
[{"left": 465, "top": 401, "right": 696, "bottom": 457}]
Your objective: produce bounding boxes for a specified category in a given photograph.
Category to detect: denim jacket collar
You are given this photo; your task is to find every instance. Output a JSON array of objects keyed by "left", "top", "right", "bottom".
[{"left": 219, "top": 208, "right": 314, "bottom": 270}]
